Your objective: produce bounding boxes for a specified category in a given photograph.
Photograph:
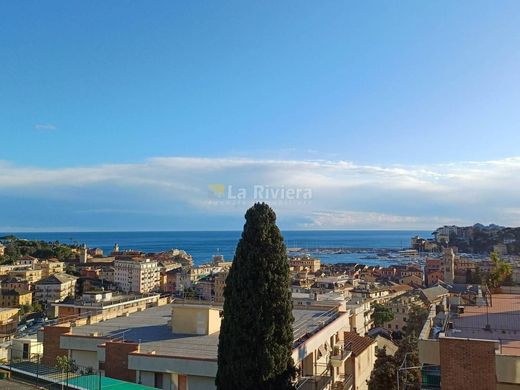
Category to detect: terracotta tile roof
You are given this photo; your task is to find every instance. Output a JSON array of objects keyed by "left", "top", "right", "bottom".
[
  {"left": 344, "top": 331, "right": 376, "bottom": 356},
  {"left": 389, "top": 284, "right": 413, "bottom": 292}
]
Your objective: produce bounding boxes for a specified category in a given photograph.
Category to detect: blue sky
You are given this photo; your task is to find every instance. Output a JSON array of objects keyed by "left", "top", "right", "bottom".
[{"left": 1, "top": 1, "right": 520, "bottom": 231}]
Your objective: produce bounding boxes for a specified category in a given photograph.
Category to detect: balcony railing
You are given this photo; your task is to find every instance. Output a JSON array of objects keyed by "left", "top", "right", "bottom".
[
  {"left": 296, "top": 374, "right": 333, "bottom": 390},
  {"left": 333, "top": 374, "right": 353, "bottom": 390},
  {"left": 330, "top": 341, "right": 352, "bottom": 367}
]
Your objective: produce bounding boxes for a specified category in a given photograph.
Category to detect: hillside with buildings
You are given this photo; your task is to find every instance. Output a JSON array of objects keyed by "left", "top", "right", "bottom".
[{"left": 411, "top": 224, "right": 520, "bottom": 255}]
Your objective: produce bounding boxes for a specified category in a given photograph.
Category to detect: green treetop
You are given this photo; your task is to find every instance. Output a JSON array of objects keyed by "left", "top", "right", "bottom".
[
  {"left": 372, "top": 303, "right": 395, "bottom": 327},
  {"left": 216, "top": 203, "right": 296, "bottom": 390}
]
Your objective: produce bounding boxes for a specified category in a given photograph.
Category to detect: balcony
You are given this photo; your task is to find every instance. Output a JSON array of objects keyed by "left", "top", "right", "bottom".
[
  {"left": 330, "top": 341, "right": 352, "bottom": 367},
  {"left": 333, "top": 374, "right": 353, "bottom": 390},
  {"left": 296, "top": 375, "right": 333, "bottom": 390}
]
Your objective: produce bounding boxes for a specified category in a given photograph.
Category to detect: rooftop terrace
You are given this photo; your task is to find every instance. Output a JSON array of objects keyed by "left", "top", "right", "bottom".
[
  {"left": 445, "top": 293, "right": 520, "bottom": 356},
  {"left": 68, "top": 304, "right": 339, "bottom": 360}
]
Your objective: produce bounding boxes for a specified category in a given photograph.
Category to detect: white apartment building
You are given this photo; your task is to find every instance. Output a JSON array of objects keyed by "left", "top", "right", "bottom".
[
  {"left": 114, "top": 258, "right": 160, "bottom": 293},
  {"left": 16, "top": 255, "right": 39, "bottom": 268}
]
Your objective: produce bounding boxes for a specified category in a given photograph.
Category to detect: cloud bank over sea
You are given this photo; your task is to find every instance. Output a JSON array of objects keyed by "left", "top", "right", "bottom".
[{"left": 0, "top": 156, "right": 519, "bottom": 231}]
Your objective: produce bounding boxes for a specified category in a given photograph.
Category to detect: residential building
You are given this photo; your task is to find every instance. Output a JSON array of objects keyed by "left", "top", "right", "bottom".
[
  {"left": 313, "top": 275, "right": 353, "bottom": 297},
  {"left": 41, "top": 302, "right": 356, "bottom": 390},
  {"left": 114, "top": 258, "right": 159, "bottom": 293},
  {"left": 292, "top": 291, "right": 346, "bottom": 311},
  {"left": 16, "top": 255, "right": 39, "bottom": 268},
  {"left": 53, "top": 291, "right": 165, "bottom": 321},
  {"left": 425, "top": 259, "right": 443, "bottom": 287},
  {"left": 292, "top": 271, "right": 317, "bottom": 290},
  {"left": 0, "top": 307, "right": 19, "bottom": 342},
  {"left": 88, "top": 247, "right": 104, "bottom": 257},
  {"left": 384, "top": 292, "right": 424, "bottom": 332},
  {"left": 34, "top": 273, "right": 78, "bottom": 303},
  {"left": 40, "top": 259, "right": 65, "bottom": 278},
  {"left": 99, "top": 267, "right": 115, "bottom": 283},
  {"left": 345, "top": 299, "right": 373, "bottom": 336},
  {"left": 80, "top": 267, "right": 101, "bottom": 279},
  {"left": 351, "top": 284, "right": 390, "bottom": 302},
  {"left": 160, "top": 269, "right": 180, "bottom": 293},
  {"left": 175, "top": 265, "right": 219, "bottom": 292},
  {"left": 214, "top": 270, "right": 228, "bottom": 303},
  {"left": 0, "top": 289, "right": 32, "bottom": 307},
  {"left": 9, "top": 268, "right": 42, "bottom": 284},
  {"left": 343, "top": 331, "right": 376, "bottom": 390},
  {"left": 372, "top": 334, "right": 398, "bottom": 356},
  {"left": 194, "top": 274, "right": 216, "bottom": 301},
  {"left": 394, "top": 265, "right": 423, "bottom": 281},
  {"left": 420, "top": 285, "right": 449, "bottom": 305},
  {"left": 399, "top": 274, "right": 424, "bottom": 287},
  {"left": 289, "top": 256, "right": 321, "bottom": 273},
  {"left": 10, "top": 336, "right": 43, "bottom": 360},
  {"left": 0, "top": 243, "right": 4, "bottom": 257},
  {"left": 0, "top": 277, "right": 31, "bottom": 292},
  {"left": 0, "top": 264, "right": 32, "bottom": 277},
  {"left": 419, "top": 292, "right": 520, "bottom": 389}
]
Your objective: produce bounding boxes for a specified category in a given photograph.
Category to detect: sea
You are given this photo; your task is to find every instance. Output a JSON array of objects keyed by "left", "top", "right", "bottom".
[{"left": 2, "top": 230, "right": 431, "bottom": 266}]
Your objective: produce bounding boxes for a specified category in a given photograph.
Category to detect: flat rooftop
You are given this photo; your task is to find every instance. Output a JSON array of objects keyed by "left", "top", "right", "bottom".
[
  {"left": 446, "top": 294, "right": 520, "bottom": 356},
  {"left": 68, "top": 304, "right": 337, "bottom": 360},
  {"left": 54, "top": 293, "right": 159, "bottom": 308}
]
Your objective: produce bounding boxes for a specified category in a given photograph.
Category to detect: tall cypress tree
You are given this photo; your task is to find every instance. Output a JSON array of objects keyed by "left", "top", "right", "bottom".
[{"left": 216, "top": 203, "right": 295, "bottom": 390}]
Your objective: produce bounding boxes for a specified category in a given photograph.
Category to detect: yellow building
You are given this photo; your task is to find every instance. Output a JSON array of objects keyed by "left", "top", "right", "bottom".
[
  {"left": 0, "top": 289, "right": 32, "bottom": 308},
  {"left": 40, "top": 259, "right": 65, "bottom": 278},
  {"left": 386, "top": 293, "right": 424, "bottom": 333},
  {"left": 9, "top": 268, "right": 42, "bottom": 284},
  {"left": 0, "top": 307, "right": 19, "bottom": 342},
  {"left": 344, "top": 331, "right": 377, "bottom": 390},
  {"left": 289, "top": 256, "right": 321, "bottom": 273}
]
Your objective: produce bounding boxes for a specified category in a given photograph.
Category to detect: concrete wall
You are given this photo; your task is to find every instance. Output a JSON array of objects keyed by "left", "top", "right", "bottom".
[
  {"left": 188, "top": 375, "right": 216, "bottom": 390},
  {"left": 10, "top": 338, "right": 43, "bottom": 361},
  {"left": 354, "top": 343, "right": 375, "bottom": 390},
  {"left": 128, "top": 354, "right": 217, "bottom": 378},
  {"left": 418, "top": 339, "right": 440, "bottom": 365},
  {"left": 61, "top": 335, "right": 106, "bottom": 352},
  {"left": 292, "top": 312, "right": 349, "bottom": 364},
  {"left": 171, "top": 305, "right": 221, "bottom": 335},
  {"left": 70, "top": 350, "right": 97, "bottom": 369},
  {"left": 496, "top": 355, "right": 520, "bottom": 386}
]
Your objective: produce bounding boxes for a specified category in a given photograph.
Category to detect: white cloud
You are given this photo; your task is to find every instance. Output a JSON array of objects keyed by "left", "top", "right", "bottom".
[
  {"left": 0, "top": 156, "right": 520, "bottom": 229},
  {"left": 34, "top": 123, "right": 57, "bottom": 131},
  {"left": 301, "top": 211, "right": 464, "bottom": 230}
]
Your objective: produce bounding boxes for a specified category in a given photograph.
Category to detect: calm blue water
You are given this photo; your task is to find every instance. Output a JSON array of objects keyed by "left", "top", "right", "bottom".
[{"left": 2, "top": 230, "right": 431, "bottom": 266}]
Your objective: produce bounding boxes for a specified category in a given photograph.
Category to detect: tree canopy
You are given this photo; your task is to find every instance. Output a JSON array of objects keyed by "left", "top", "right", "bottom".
[
  {"left": 368, "top": 347, "right": 397, "bottom": 390},
  {"left": 216, "top": 203, "right": 295, "bottom": 390},
  {"left": 488, "top": 251, "right": 512, "bottom": 288},
  {"left": 0, "top": 237, "right": 76, "bottom": 264},
  {"left": 403, "top": 305, "right": 429, "bottom": 337},
  {"left": 372, "top": 303, "right": 395, "bottom": 327}
]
